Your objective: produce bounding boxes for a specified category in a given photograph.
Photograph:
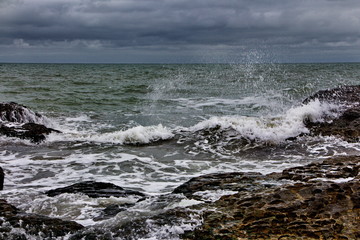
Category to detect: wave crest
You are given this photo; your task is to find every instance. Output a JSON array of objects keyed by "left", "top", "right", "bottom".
[{"left": 185, "top": 100, "right": 341, "bottom": 146}]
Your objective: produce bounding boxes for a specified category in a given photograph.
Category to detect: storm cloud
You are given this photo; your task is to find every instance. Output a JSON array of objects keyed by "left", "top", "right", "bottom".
[{"left": 0, "top": 0, "right": 360, "bottom": 63}]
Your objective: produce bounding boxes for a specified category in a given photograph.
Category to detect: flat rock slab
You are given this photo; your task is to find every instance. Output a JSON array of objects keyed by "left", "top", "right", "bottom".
[
  {"left": 45, "top": 181, "right": 146, "bottom": 198},
  {"left": 181, "top": 156, "right": 360, "bottom": 240}
]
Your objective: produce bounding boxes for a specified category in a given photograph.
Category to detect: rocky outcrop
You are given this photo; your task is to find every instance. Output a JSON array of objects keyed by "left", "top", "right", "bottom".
[
  {"left": 0, "top": 199, "right": 84, "bottom": 239},
  {"left": 305, "top": 107, "right": 360, "bottom": 141},
  {"left": 45, "top": 181, "right": 146, "bottom": 198},
  {"left": 181, "top": 156, "right": 360, "bottom": 240},
  {"left": 303, "top": 85, "right": 360, "bottom": 141},
  {"left": 0, "top": 102, "right": 44, "bottom": 123},
  {"left": 0, "top": 102, "right": 60, "bottom": 143},
  {"left": 303, "top": 85, "right": 360, "bottom": 105}
]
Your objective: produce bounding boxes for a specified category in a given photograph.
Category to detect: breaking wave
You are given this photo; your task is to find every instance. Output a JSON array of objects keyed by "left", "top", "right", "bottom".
[
  {"left": 175, "top": 100, "right": 343, "bottom": 155},
  {"left": 48, "top": 124, "right": 174, "bottom": 145}
]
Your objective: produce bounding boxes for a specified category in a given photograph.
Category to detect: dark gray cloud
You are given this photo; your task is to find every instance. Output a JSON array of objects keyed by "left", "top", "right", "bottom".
[{"left": 0, "top": 0, "right": 360, "bottom": 63}]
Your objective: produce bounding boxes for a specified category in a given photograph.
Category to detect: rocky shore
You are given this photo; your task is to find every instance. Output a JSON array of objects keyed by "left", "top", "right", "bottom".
[{"left": 1, "top": 85, "right": 360, "bottom": 239}]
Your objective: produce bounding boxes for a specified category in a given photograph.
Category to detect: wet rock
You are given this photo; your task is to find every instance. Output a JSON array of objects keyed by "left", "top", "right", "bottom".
[
  {"left": 305, "top": 108, "right": 360, "bottom": 141},
  {"left": 0, "top": 167, "right": 3, "bottom": 190},
  {"left": 303, "top": 85, "right": 360, "bottom": 105},
  {"left": 0, "top": 199, "right": 84, "bottom": 239},
  {"left": 0, "top": 102, "right": 60, "bottom": 143},
  {"left": 173, "top": 172, "right": 267, "bottom": 201},
  {"left": 184, "top": 180, "right": 360, "bottom": 240},
  {"left": 45, "top": 181, "right": 146, "bottom": 198},
  {"left": 279, "top": 155, "right": 360, "bottom": 182},
  {"left": 302, "top": 86, "right": 360, "bottom": 141},
  {"left": 0, "top": 122, "right": 60, "bottom": 143},
  {"left": 0, "top": 102, "right": 43, "bottom": 123},
  {"left": 181, "top": 156, "right": 360, "bottom": 240},
  {"left": 93, "top": 203, "right": 135, "bottom": 221}
]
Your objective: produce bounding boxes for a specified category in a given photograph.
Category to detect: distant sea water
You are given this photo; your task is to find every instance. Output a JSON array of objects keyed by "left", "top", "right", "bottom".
[{"left": 1, "top": 63, "right": 360, "bottom": 239}]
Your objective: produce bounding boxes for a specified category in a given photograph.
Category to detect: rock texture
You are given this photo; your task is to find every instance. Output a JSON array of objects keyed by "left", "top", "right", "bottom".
[
  {"left": 181, "top": 156, "right": 360, "bottom": 240},
  {"left": 303, "top": 85, "right": 360, "bottom": 105},
  {"left": 0, "top": 102, "right": 60, "bottom": 143},
  {"left": 0, "top": 199, "right": 84, "bottom": 239},
  {"left": 45, "top": 181, "right": 146, "bottom": 198},
  {"left": 303, "top": 85, "right": 360, "bottom": 141}
]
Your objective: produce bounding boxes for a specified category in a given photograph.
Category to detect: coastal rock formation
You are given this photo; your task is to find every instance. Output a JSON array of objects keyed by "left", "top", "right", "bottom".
[
  {"left": 303, "top": 85, "right": 360, "bottom": 105},
  {"left": 0, "top": 102, "right": 60, "bottom": 143},
  {"left": 0, "top": 102, "right": 44, "bottom": 123},
  {"left": 0, "top": 199, "right": 84, "bottom": 239},
  {"left": 303, "top": 85, "right": 360, "bottom": 141},
  {"left": 45, "top": 181, "right": 146, "bottom": 198},
  {"left": 305, "top": 107, "right": 360, "bottom": 141},
  {"left": 181, "top": 156, "right": 360, "bottom": 240}
]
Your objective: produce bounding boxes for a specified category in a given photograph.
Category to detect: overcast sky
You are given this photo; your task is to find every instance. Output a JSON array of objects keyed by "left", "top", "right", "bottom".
[{"left": 0, "top": 0, "right": 360, "bottom": 63}]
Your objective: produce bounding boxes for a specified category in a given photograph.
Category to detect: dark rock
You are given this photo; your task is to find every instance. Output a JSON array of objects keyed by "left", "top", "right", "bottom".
[
  {"left": 301, "top": 86, "right": 360, "bottom": 141},
  {"left": 0, "top": 102, "right": 60, "bottom": 143},
  {"left": 0, "top": 199, "right": 84, "bottom": 239},
  {"left": 305, "top": 107, "right": 360, "bottom": 141},
  {"left": 303, "top": 85, "right": 360, "bottom": 105},
  {"left": 0, "top": 122, "right": 60, "bottom": 143},
  {"left": 45, "top": 181, "right": 146, "bottom": 198},
  {"left": 172, "top": 172, "right": 265, "bottom": 200},
  {"left": 93, "top": 203, "right": 135, "bottom": 221},
  {"left": 0, "top": 167, "right": 3, "bottom": 190},
  {"left": 0, "top": 102, "right": 42, "bottom": 123}
]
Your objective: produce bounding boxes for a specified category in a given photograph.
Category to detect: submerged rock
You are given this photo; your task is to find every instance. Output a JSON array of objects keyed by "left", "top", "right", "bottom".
[
  {"left": 0, "top": 199, "right": 84, "bottom": 239},
  {"left": 93, "top": 203, "right": 136, "bottom": 221},
  {"left": 0, "top": 102, "right": 60, "bottom": 143},
  {"left": 45, "top": 181, "right": 146, "bottom": 198}
]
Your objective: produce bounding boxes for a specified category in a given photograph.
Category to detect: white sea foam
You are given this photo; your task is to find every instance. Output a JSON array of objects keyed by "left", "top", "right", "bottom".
[
  {"left": 188, "top": 100, "right": 341, "bottom": 144},
  {"left": 193, "top": 190, "right": 239, "bottom": 202},
  {"left": 48, "top": 124, "right": 174, "bottom": 145}
]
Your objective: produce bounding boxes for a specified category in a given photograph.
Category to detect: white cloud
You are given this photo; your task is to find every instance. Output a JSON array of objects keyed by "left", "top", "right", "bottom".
[{"left": 13, "top": 38, "right": 30, "bottom": 48}]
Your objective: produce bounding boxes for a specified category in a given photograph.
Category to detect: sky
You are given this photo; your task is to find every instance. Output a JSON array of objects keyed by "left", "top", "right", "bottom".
[{"left": 0, "top": 0, "right": 360, "bottom": 63}]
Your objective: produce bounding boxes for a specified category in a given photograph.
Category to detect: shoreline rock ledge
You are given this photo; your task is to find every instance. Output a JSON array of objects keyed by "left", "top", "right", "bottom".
[{"left": 180, "top": 156, "right": 360, "bottom": 240}]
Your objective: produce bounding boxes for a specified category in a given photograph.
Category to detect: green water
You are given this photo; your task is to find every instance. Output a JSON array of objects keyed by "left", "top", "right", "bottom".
[{"left": 0, "top": 63, "right": 360, "bottom": 239}]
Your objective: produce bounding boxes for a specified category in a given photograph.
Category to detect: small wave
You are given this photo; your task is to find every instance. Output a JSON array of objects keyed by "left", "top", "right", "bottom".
[{"left": 49, "top": 124, "right": 174, "bottom": 145}]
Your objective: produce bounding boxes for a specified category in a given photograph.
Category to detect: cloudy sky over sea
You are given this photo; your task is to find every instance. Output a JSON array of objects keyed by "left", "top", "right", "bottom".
[{"left": 1, "top": 0, "right": 360, "bottom": 63}]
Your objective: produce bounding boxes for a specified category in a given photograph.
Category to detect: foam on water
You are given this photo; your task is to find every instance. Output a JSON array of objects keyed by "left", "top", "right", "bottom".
[
  {"left": 188, "top": 99, "right": 341, "bottom": 144},
  {"left": 48, "top": 124, "right": 174, "bottom": 145},
  {"left": 2, "top": 63, "right": 360, "bottom": 239}
]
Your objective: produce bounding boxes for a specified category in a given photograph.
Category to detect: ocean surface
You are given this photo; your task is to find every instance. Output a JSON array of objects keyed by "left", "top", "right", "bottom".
[{"left": 1, "top": 63, "right": 360, "bottom": 239}]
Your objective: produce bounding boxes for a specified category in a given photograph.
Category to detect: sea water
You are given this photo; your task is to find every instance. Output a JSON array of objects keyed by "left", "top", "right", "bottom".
[{"left": 1, "top": 63, "right": 360, "bottom": 239}]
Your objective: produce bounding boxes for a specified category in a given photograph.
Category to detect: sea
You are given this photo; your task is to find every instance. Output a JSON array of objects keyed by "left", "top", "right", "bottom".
[{"left": 1, "top": 63, "right": 360, "bottom": 239}]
